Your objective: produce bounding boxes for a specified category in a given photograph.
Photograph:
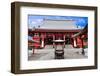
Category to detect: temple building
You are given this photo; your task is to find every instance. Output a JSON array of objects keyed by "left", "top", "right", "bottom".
[{"left": 28, "top": 19, "right": 88, "bottom": 60}]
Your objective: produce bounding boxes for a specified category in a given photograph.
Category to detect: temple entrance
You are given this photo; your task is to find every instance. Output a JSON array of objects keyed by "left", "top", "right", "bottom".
[
  {"left": 45, "top": 37, "right": 53, "bottom": 45},
  {"left": 45, "top": 33, "right": 53, "bottom": 45},
  {"left": 45, "top": 33, "right": 64, "bottom": 45},
  {"left": 45, "top": 33, "right": 73, "bottom": 45},
  {"left": 65, "top": 33, "right": 72, "bottom": 44},
  {"left": 65, "top": 38, "right": 72, "bottom": 44}
]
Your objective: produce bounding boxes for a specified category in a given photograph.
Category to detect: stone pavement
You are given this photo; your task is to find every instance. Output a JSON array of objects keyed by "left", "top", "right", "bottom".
[{"left": 28, "top": 45, "right": 88, "bottom": 61}]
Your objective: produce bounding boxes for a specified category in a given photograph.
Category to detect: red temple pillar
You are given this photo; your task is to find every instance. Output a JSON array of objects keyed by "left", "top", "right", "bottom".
[
  {"left": 53, "top": 34, "right": 55, "bottom": 48},
  {"left": 71, "top": 33, "right": 74, "bottom": 47},
  {"left": 63, "top": 34, "right": 66, "bottom": 47},
  {"left": 73, "top": 38, "right": 77, "bottom": 48},
  {"left": 41, "top": 33, "right": 45, "bottom": 48},
  {"left": 81, "top": 37, "right": 85, "bottom": 55}
]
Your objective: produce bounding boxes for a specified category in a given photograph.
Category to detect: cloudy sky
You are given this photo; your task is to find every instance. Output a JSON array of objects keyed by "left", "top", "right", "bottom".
[{"left": 28, "top": 15, "right": 88, "bottom": 29}]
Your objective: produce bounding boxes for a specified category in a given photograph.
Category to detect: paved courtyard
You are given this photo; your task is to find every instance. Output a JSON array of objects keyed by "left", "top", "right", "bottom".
[{"left": 28, "top": 45, "right": 88, "bottom": 61}]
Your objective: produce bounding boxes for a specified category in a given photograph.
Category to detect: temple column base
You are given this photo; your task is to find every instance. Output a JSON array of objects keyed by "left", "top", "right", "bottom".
[{"left": 81, "top": 48, "right": 85, "bottom": 55}]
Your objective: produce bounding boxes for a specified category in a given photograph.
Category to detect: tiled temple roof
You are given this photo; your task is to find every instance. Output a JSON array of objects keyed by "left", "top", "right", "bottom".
[{"left": 33, "top": 19, "right": 83, "bottom": 30}]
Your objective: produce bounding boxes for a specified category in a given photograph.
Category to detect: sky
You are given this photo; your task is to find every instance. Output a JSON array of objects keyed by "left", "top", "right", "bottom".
[{"left": 28, "top": 15, "right": 88, "bottom": 29}]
